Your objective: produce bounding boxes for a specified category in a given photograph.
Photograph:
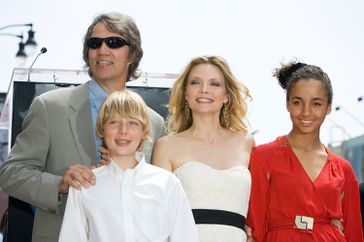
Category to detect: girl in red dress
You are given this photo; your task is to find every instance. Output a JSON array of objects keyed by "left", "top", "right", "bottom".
[{"left": 247, "top": 61, "right": 363, "bottom": 242}]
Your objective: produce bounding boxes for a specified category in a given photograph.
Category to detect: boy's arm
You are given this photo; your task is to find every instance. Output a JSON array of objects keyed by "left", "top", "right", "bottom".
[
  {"left": 58, "top": 188, "right": 88, "bottom": 242},
  {"left": 167, "top": 177, "right": 199, "bottom": 242}
]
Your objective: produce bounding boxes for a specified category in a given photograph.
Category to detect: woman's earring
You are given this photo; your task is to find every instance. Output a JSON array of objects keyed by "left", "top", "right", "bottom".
[
  {"left": 184, "top": 101, "right": 190, "bottom": 120},
  {"left": 223, "top": 103, "right": 230, "bottom": 126}
]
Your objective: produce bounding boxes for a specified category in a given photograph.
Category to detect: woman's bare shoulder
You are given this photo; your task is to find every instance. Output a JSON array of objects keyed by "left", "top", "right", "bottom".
[
  {"left": 152, "top": 133, "right": 188, "bottom": 168},
  {"left": 156, "top": 133, "right": 180, "bottom": 143},
  {"left": 154, "top": 133, "right": 186, "bottom": 150},
  {"left": 245, "top": 133, "right": 256, "bottom": 148},
  {"left": 231, "top": 130, "right": 255, "bottom": 142},
  {"left": 229, "top": 131, "right": 256, "bottom": 151}
]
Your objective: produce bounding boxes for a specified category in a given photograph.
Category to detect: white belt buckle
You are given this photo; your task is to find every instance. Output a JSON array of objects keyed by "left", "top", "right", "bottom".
[{"left": 295, "top": 215, "right": 314, "bottom": 230}]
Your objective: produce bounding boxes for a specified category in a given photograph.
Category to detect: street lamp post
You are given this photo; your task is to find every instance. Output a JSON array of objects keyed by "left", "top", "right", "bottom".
[
  {"left": 0, "top": 33, "right": 27, "bottom": 56},
  {"left": 0, "top": 23, "right": 38, "bottom": 57}
]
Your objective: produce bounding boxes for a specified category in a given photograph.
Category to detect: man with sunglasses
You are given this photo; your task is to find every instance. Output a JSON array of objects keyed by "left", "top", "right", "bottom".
[{"left": 0, "top": 12, "right": 165, "bottom": 242}]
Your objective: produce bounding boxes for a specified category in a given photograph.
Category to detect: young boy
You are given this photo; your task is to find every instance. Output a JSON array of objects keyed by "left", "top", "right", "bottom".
[{"left": 59, "top": 90, "right": 199, "bottom": 242}]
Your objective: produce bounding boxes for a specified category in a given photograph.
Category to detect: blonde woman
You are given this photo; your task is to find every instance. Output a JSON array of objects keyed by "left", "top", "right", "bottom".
[{"left": 152, "top": 56, "right": 255, "bottom": 242}]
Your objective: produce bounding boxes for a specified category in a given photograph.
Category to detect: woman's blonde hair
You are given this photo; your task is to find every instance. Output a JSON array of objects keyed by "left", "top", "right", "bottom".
[
  {"left": 96, "top": 90, "right": 150, "bottom": 150},
  {"left": 167, "top": 55, "right": 251, "bottom": 134}
]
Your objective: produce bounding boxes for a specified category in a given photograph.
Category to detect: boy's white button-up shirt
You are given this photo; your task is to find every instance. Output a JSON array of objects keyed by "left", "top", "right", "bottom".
[{"left": 59, "top": 152, "right": 199, "bottom": 242}]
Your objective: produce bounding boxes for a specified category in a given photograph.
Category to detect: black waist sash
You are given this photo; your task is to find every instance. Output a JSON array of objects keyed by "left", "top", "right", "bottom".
[{"left": 192, "top": 209, "right": 246, "bottom": 231}]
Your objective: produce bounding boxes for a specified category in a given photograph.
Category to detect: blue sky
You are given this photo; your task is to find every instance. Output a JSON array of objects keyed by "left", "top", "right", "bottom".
[{"left": 1, "top": 0, "right": 363, "bottom": 145}]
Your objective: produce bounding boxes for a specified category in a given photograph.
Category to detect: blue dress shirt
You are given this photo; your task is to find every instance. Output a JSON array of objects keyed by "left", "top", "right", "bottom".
[{"left": 88, "top": 80, "right": 108, "bottom": 163}]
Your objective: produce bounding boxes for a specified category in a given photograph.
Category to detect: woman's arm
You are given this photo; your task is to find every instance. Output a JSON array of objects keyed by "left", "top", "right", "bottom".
[
  {"left": 341, "top": 161, "right": 363, "bottom": 242},
  {"left": 247, "top": 147, "right": 271, "bottom": 242}
]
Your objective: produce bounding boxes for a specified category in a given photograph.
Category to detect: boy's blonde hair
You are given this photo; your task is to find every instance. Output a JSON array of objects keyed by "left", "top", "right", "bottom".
[{"left": 96, "top": 90, "right": 150, "bottom": 150}]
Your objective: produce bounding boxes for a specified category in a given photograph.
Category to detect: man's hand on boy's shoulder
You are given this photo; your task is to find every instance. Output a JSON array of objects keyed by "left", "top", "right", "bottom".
[{"left": 58, "top": 164, "right": 96, "bottom": 193}]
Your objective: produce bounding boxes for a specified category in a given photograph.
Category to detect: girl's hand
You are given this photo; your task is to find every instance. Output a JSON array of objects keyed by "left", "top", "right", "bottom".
[
  {"left": 98, "top": 145, "right": 111, "bottom": 166},
  {"left": 331, "top": 219, "right": 344, "bottom": 235},
  {"left": 245, "top": 225, "right": 255, "bottom": 242}
]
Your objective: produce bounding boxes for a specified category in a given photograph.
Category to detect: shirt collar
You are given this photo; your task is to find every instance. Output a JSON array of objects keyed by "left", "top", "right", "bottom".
[
  {"left": 89, "top": 79, "right": 108, "bottom": 112},
  {"left": 108, "top": 152, "right": 146, "bottom": 181}
]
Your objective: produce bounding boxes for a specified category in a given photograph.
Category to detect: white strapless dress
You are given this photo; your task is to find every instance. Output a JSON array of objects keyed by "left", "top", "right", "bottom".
[{"left": 174, "top": 161, "right": 251, "bottom": 242}]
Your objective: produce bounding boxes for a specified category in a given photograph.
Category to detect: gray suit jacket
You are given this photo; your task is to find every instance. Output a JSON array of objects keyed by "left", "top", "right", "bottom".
[{"left": 0, "top": 82, "right": 165, "bottom": 242}]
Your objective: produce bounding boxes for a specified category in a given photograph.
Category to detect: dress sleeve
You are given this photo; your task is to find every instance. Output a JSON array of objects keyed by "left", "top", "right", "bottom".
[
  {"left": 341, "top": 162, "right": 364, "bottom": 242},
  {"left": 247, "top": 147, "right": 271, "bottom": 242},
  {"left": 167, "top": 176, "right": 199, "bottom": 242},
  {"left": 58, "top": 188, "right": 88, "bottom": 242}
]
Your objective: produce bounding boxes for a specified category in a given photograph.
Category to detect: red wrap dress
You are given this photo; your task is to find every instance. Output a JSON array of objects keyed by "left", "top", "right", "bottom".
[{"left": 247, "top": 136, "right": 363, "bottom": 242}]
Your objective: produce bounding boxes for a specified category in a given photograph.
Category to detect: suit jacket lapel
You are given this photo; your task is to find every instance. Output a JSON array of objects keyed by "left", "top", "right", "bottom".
[{"left": 68, "top": 83, "right": 97, "bottom": 165}]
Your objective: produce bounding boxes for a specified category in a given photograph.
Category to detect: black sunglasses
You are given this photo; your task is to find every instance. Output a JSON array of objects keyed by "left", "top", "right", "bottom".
[{"left": 87, "top": 36, "right": 130, "bottom": 49}]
